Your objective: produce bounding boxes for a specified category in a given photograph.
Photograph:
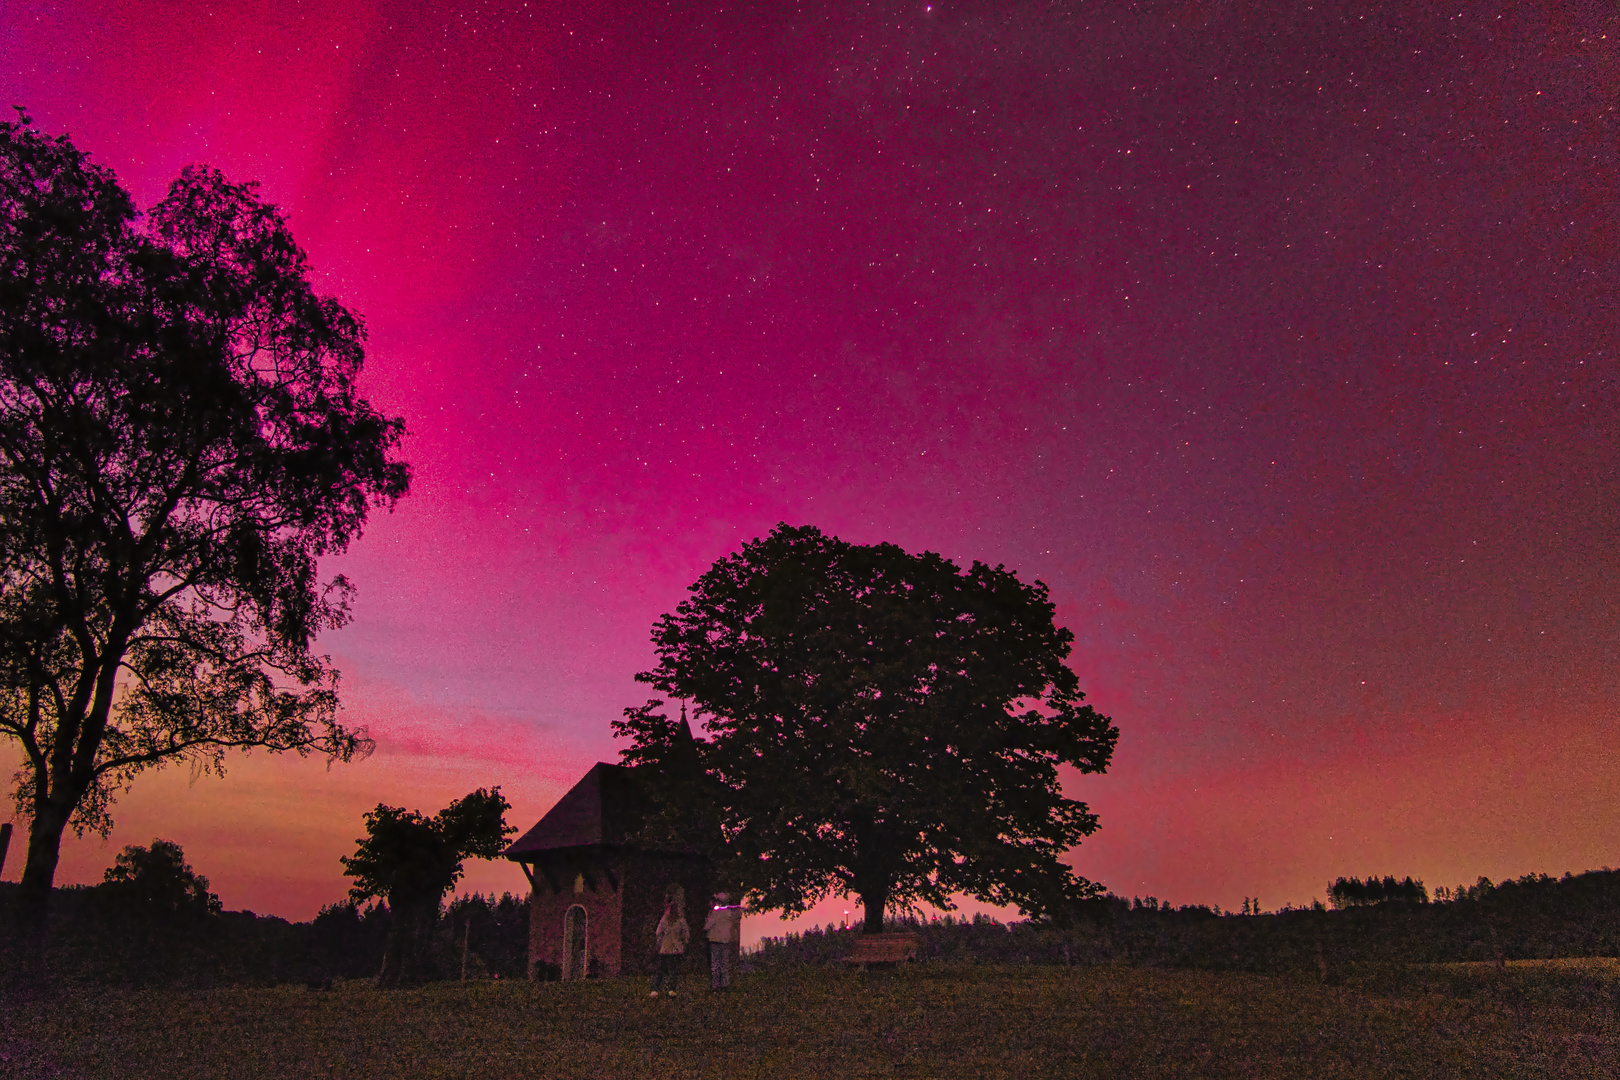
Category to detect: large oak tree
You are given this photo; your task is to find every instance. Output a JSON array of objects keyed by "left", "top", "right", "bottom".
[
  {"left": 0, "top": 113, "right": 409, "bottom": 930},
  {"left": 615, "top": 523, "right": 1119, "bottom": 933}
]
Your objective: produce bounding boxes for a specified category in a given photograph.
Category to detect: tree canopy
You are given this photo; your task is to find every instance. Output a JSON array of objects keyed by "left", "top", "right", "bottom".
[
  {"left": 100, "top": 838, "right": 223, "bottom": 920},
  {"left": 0, "top": 112, "right": 409, "bottom": 928},
  {"left": 341, "top": 788, "right": 514, "bottom": 986},
  {"left": 615, "top": 523, "right": 1119, "bottom": 933}
]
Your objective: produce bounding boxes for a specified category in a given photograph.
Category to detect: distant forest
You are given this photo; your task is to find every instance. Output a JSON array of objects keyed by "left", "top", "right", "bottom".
[
  {"left": 0, "top": 883, "right": 530, "bottom": 988},
  {"left": 3, "top": 869, "right": 1618, "bottom": 988},
  {"left": 755, "top": 870, "right": 1620, "bottom": 978}
]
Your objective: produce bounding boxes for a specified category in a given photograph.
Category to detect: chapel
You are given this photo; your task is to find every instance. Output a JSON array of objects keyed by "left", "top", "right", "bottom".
[{"left": 503, "top": 759, "right": 714, "bottom": 979}]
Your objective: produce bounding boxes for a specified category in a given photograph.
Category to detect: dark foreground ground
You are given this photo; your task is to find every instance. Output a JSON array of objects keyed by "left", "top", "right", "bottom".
[{"left": 3, "top": 960, "right": 1617, "bottom": 1079}]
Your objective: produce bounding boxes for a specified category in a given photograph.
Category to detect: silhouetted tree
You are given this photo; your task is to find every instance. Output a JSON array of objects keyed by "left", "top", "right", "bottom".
[
  {"left": 616, "top": 523, "right": 1119, "bottom": 933},
  {"left": 340, "top": 788, "right": 514, "bottom": 987},
  {"left": 1327, "top": 875, "right": 1428, "bottom": 909},
  {"left": 445, "top": 890, "right": 531, "bottom": 979},
  {"left": 309, "top": 899, "right": 392, "bottom": 981},
  {"left": 99, "top": 838, "right": 222, "bottom": 919},
  {"left": 0, "top": 112, "right": 409, "bottom": 935}
]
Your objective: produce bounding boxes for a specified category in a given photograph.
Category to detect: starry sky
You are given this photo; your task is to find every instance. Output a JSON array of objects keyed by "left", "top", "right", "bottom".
[{"left": 1, "top": 0, "right": 1617, "bottom": 937}]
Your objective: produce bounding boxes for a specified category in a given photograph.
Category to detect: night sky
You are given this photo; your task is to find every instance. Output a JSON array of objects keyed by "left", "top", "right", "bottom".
[{"left": 2, "top": 1, "right": 1616, "bottom": 938}]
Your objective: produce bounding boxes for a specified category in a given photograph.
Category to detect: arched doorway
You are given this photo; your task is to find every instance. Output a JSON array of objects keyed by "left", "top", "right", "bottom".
[{"left": 562, "top": 905, "right": 588, "bottom": 980}]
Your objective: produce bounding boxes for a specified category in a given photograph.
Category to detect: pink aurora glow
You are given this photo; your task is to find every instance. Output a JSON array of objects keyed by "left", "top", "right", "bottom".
[{"left": 2, "top": 1, "right": 1618, "bottom": 939}]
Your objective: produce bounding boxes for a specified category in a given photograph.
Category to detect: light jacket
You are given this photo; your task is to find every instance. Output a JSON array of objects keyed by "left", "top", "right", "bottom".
[
  {"left": 705, "top": 904, "right": 742, "bottom": 944},
  {"left": 656, "top": 908, "right": 690, "bottom": 955}
]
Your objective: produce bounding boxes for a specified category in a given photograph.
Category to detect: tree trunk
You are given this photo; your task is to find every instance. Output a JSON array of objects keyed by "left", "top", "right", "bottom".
[
  {"left": 376, "top": 932, "right": 399, "bottom": 987},
  {"left": 414, "top": 901, "right": 443, "bottom": 982},
  {"left": 376, "top": 900, "right": 438, "bottom": 988},
  {"left": 861, "top": 888, "right": 889, "bottom": 934},
  {"left": 376, "top": 908, "right": 411, "bottom": 988},
  {"left": 15, "top": 799, "right": 73, "bottom": 934}
]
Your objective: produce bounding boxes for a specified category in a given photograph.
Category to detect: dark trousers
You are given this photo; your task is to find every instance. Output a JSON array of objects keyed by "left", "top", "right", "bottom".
[
  {"left": 651, "top": 952, "right": 681, "bottom": 992},
  {"left": 709, "top": 941, "right": 734, "bottom": 989}
]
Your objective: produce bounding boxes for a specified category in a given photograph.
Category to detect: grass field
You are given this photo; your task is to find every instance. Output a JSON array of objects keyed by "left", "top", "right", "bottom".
[{"left": 3, "top": 961, "right": 1618, "bottom": 1079}]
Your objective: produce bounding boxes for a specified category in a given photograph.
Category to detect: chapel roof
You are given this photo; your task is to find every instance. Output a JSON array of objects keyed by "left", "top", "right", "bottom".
[{"left": 503, "top": 761, "right": 656, "bottom": 859}]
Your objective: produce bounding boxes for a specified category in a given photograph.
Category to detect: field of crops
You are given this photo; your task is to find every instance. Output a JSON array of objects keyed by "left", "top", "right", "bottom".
[{"left": 4, "top": 960, "right": 1618, "bottom": 1079}]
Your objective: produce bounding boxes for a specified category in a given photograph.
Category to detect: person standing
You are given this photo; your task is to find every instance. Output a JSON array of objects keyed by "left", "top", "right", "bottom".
[
  {"left": 650, "top": 892, "right": 688, "bottom": 997},
  {"left": 705, "top": 891, "right": 743, "bottom": 991}
]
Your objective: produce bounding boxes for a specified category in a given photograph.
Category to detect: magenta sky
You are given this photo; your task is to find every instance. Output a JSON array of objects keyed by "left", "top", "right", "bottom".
[{"left": 2, "top": 1, "right": 1617, "bottom": 938}]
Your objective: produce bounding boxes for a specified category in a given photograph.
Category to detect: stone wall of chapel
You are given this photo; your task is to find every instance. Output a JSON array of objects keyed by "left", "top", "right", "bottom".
[
  {"left": 527, "top": 856, "right": 623, "bottom": 979},
  {"left": 526, "top": 850, "right": 714, "bottom": 980}
]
